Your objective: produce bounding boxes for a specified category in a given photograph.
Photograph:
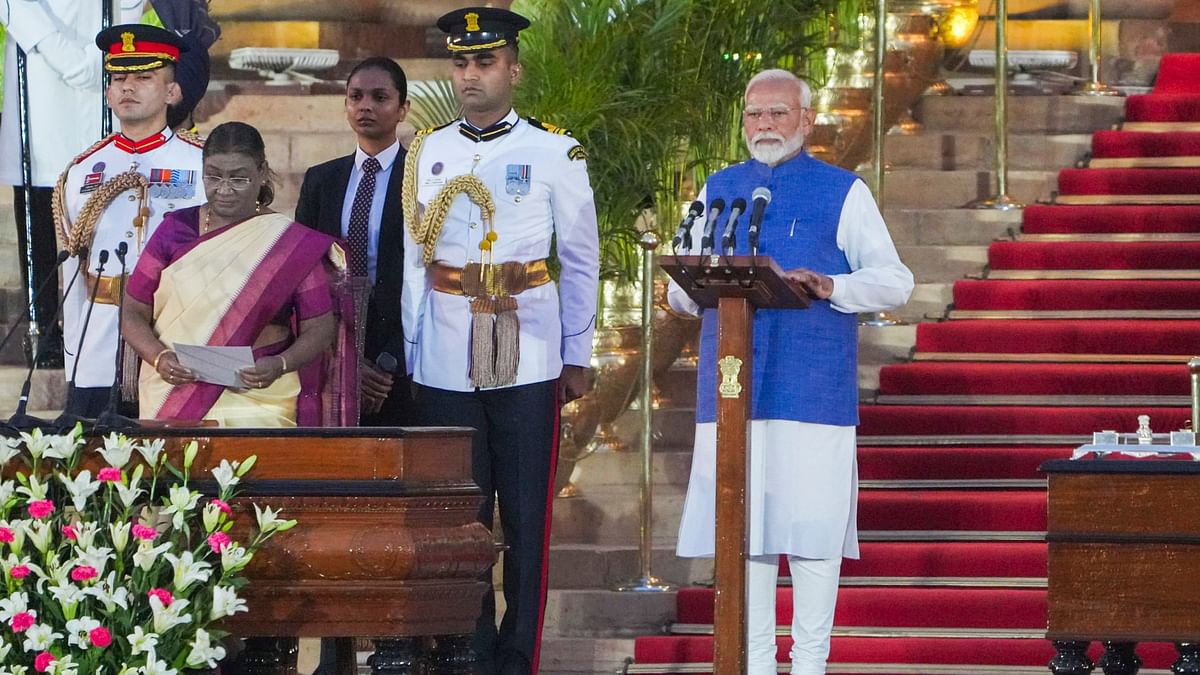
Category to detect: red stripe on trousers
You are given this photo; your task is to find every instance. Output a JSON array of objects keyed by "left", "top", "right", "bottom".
[{"left": 531, "top": 387, "right": 562, "bottom": 674}]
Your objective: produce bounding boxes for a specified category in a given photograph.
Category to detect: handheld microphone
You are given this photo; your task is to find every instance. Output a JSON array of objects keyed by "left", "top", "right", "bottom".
[
  {"left": 96, "top": 243, "right": 137, "bottom": 432},
  {"left": 747, "top": 187, "right": 772, "bottom": 254},
  {"left": 671, "top": 200, "right": 705, "bottom": 252},
  {"left": 721, "top": 198, "right": 747, "bottom": 254},
  {"left": 699, "top": 198, "right": 726, "bottom": 256},
  {"left": 7, "top": 249, "right": 87, "bottom": 432},
  {"left": 376, "top": 351, "right": 399, "bottom": 374},
  {"left": 0, "top": 249, "right": 72, "bottom": 360}
]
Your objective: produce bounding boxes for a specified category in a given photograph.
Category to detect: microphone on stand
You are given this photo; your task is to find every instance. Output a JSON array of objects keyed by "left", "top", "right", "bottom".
[
  {"left": 720, "top": 198, "right": 747, "bottom": 255},
  {"left": 699, "top": 198, "right": 726, "bottom": 256},
  {"left": 7, "top": 248, "right": 87, "bottom": 432},
  {"left": 0, "top": 250, "right": 71, "bottom": 360},
  {"left": 53, "top": 248, "right": 109, "bottom": 432},
  {"left": 671, "top": 200, "right": 705, "bottom": 253},
  {"left": 96, "top": 243, "right": 138, "bottom": 432},
  {"left": 747, "top": 187, "right": 772, "bottom": 256}
]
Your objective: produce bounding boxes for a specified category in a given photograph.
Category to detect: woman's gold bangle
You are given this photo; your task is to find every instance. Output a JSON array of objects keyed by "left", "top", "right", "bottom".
[{"left": 152, "top": 348, "right": 173, "bottom": 370}]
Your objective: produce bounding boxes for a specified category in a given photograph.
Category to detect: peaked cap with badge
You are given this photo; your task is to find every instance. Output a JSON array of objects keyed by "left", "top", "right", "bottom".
[
  {"left": 437, "top": 6, "right": 531, "bottom": 53},
  {"left": 52, "top": 23, "right": 205, "bottom": 400}
]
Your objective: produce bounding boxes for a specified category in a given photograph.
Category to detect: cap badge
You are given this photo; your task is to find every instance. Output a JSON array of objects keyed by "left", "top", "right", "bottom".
[
  {"left": 465, "top": 12, "right": 481, "bottom": 32},
  {"left": 120, "top": 32, "right": 136, "bottom": 52}
]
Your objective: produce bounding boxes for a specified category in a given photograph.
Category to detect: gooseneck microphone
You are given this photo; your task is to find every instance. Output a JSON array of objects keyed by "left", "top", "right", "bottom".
[
  {"left": 747, "top": 187, "right": 772, "bottom": 255},
  {"left": 699, "top": 198, "right": 726, "bottom": 256},
  {"left": 720, "top": 198, "right": 747, "bottom": 255},
  {"left": 7, "top": 249, "right": 87, "bottom": 431},
  {"left": 0, "top": 250, "right": 71, "bottom": 360},
  {"left": 96, "top": 243, "right": 137, "bottom": 431},
  {"left": 671, "top": 200, "right": 705, "bottom": 253},
  {"left": 54, "top": 248, "right": 109, "bottom": 429}
]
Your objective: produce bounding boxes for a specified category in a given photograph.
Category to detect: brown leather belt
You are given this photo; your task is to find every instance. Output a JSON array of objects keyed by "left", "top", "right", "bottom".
[
  {"left": 84, "top": 271, "right": 126, "bottom": 306},
  {"left": 430, "top": 259, "right": 551, "bottom": 297}
]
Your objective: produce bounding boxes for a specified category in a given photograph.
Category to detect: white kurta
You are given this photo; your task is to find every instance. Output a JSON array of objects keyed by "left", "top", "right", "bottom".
[{"left": 671, "top": 178, "right": 913, "bottom": 560}]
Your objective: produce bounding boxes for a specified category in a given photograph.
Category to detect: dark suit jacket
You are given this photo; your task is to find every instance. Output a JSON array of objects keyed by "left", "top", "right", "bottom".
[{"left": 295, "top": 150, "right": 410, "bottom": 423}]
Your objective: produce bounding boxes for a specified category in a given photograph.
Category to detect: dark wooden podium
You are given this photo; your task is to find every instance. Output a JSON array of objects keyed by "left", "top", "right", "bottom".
[
  {"left": 660, "top": 254, "right": 810, "bottom": 674},
  {"left": 96, "top": 427, "right": 496, "bottom": 675}
]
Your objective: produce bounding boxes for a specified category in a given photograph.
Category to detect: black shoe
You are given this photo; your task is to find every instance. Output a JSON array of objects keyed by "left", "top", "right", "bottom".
[{"left": 35, "top": 335, "right": 64, "bottom": 369}]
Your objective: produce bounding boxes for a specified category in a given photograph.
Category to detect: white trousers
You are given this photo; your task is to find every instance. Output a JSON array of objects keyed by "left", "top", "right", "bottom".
[{"left": 747, "top": 554, "right": 842, "bottom": 675}]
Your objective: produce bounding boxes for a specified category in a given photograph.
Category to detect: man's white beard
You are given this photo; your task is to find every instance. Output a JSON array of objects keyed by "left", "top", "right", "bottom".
[{"left": 747, "top": 130, "right": 804, "bottom": 166}]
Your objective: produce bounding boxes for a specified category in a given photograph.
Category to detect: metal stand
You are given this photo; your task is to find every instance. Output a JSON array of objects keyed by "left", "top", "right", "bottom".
[
  {"left": 1073, "top": 0, "right": 1122, "bottom": 97},
  {"left": 615, "top": 232, "right": 675, "bottom": 593},
  {"left": 967, "top": 0, "right": 1024, "bottom": 211},
  {"left": 16, "top": 48, "right": 40, "bottom": 365},
  {"left": 871, "top": 0, "right": 888, "bottom": 201},
  {"left": 1189, "top": 357, "right": 1199, "bottom": 432}
]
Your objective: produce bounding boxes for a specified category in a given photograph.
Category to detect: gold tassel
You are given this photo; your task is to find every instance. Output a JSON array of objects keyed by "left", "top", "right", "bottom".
[
  {"left": 120, "top": 341, "right": 140, "bottom": 403},
  {"left": 492, "top": 296, "right": 520, "bottom": 387},
  {"left": 470, "top": 297, "right": 497, "bottom": 388}
]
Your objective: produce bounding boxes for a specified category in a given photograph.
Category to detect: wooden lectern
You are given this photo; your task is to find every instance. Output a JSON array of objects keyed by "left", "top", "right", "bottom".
[{"left": 659, "top": 254, "right": 810, "bottom": 673}]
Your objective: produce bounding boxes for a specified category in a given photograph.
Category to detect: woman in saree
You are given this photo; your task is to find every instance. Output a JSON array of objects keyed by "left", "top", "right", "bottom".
[{"left": 122, "top": 121, "right": 356, "bottom": 426}]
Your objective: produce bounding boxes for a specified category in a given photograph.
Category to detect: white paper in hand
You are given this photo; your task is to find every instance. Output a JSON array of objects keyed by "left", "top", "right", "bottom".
[{"left": 172, "top": 344, "right": 256, "bottom": 388}]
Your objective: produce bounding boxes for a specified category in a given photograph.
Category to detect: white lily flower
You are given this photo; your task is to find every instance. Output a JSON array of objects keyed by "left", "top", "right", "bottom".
[
  {"left": 73, "top": 521, "right": 101, "bottom": 550},
  {"left": 21, "top": 622, "right": 62, "bottom": 651},
  {"left": 47, "top": 582, "right": 86, "bottom": 613},
  {"left": 47, "top": 656, "right": 78, "bottom": 675},
  {"left": 184, "top": 628, "right": 227, "bottom": 668},
  {"left": 74, "top": 545, "right": 112, "bottom": 578},
  {"left": 15, "top": 474, "right": 47, "bottom": 501},
  {"left": 0, "top": 639, "right": 10, "bottom": 662},
  {"left": 201, "top": 502, "right": 222, "bottom": 533},
  {"left": 57, "top": 471, "right": 100, "bottom": 512},
  {"left": 0, "top": 438, "right": 21, "bottom": 467},
  {"left": 18, "top": 429, "right": 50, "bottom": 461},
  {"left": 253, "top": 503, "right": 295, "bottom": 533},
  {"left": 126, "top": 625, "right": 158, "bottom": 655},
  {"left": 98, "top": 433, "right": 136, "bottom": 468},
  {"left": 65, "top": 616, "right": 101, "bottom": 649},
  {"left": 0, "top": 591, "right": 29, "bottom": 622},
  {"left": 22, "top": 521, "right": 53, "bottom": 553},
  {"left": 45, "top": 433, "right": 79, "bottom": 462},
  {"left": 1, "top": 665, "right": 30, "bottom": 675},
  {"left": 109, "top": 521, "right": 131, "bottom": 554},
  {"left": 210, "top": 585, "right": 248, "bottom": 619},
  {"left": 114, "top": 478, "right": 144, "bottom": 511},
  {"left": 84, "top": 572, "right": 130, "bottom": 612},
  {"left": 148, "top": 594, "right": 191, "bottom": 634},
  {"left": 163, "top": 550, "right": 212, "bottom": 593},
  {"left": 136, "top": 439, "right": 166, "bottom": 466},
  {"left": 220, "top": 544, "right": 252, "bottom": 573},
  {"left": 132, "top": 540, "right": 172, "bottom": 573},
  {"left": 211, "top": 459, "right": 240, "bottom": 492},
  {"left": 161, "top": 486, "right": 200, "bottom": 531},
  {"left": 139, "top": 648, "right": 178, "bottom": 675},
  {"left": 0, "top": 480, "right": 15, "bottom": 506}
]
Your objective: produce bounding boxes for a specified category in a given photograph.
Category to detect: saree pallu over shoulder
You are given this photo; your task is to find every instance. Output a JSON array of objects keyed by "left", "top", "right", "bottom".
[{"left": 140, "top": 213, "right": 357, "bottom": 426}]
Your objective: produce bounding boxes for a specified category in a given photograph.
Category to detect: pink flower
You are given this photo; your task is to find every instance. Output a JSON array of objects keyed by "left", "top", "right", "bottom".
[
  {"left": 34, "top": 651, "right": 54, "bottom": 672},
  {"left": 210, "top": 498, "right": 233, "bottom": 516},
  {"left": 97, "top": 467, "right": 121, "bottom": 482},
  {"left": 10, "top": 565, "right": 30, "bottom": 580},
  {"left": 131, "top": 524, "right": 157, "bottom": 541},
  {"left": 61, "top": 524, "right": 78, "bottom": 540},
  {"left": 89, "top": 626, "right": 112, "bottom": 648},
  {"left": 70, "top": 565, "right": 97, "bottom": 583},
  {"left": 207, "top": 531, "right": 232, "bottom": 553},
  {"left": 147, "top": 587, "right": 173, "bottom": 607},
  {"left": 27, "top": 500, "right": 53, "bottom": 519},
  {"left": 0, "top": 527, "right": 12, "bottom": 543},
  {"left": 10, "top": 611, "right": 34, "bottom": 632}
]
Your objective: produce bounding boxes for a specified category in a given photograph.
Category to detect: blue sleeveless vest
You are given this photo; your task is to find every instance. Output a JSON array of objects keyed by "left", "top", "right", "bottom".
[{"left": 694, "top": 152, "right": 860, "bottom": 426}]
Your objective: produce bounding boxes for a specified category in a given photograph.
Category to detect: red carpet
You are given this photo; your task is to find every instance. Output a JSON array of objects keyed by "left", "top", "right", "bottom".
[
  {"left": 1091, "top": 130, "right": 1200, "bottom": 157},
  {"left": 878, "top": 362, "right": 1190, "bottom": 396},
  {"left": 1058, "top": 167, "right": 1200, "bottom": 195},
  {"left": 630, "top": 51, "right": 1200, "bottom": 675},
  {"left": 953, "top": 279, "right": 1200, "bottom": 310},
  {"left": 1022, "top": 204, "right": 1200, "bottom": 233}
]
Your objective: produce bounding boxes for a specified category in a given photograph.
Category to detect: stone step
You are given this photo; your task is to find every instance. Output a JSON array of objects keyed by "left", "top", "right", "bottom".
[
  {"left": 542, "top": 588, "right": 675, "bottom": 638},
  {"left": 882, "top": 170, "right": 1059, "bottom": 210},
  {"left": 913, "top": 95, "right": 1124, "bottom": 134},
  {"left": 548, "top": 544, "right": 712, "bottom": 590},
  {"left": 897, "top": 282, "right": 954, "bottom": 323},
  {"left": 858, "top": 324, "right": 919, "bottom": 393},
  {"left": 0, "top": 366, "right": 67, "bottom": 413},
  {"left": 885, "top": 132, "right": 1092, "bottom": 171},
  {"left": 895, "top": 245, "right": 989, "bottom": 283},
  {"left": 565, "top": 449, "right": 695, "bottom": 490},
  {"left": 551, "top": 485, "right": 685, "bottom": 546},
  {"left": 537, "top": 637, "right": 636, "bottom": 674},
  {"left": 883, "top": 209, "right": 1021, "bottom": 247}
]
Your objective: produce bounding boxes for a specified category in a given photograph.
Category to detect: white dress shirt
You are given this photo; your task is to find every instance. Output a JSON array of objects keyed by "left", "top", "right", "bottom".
[{"left": 339, "top": 140, "right": 399, "bottom": 284}]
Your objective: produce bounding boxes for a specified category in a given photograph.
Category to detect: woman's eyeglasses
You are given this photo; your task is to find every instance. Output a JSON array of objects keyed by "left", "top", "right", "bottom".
[{"left": 204, "top": 176, "right": 253, "bottom": 191}]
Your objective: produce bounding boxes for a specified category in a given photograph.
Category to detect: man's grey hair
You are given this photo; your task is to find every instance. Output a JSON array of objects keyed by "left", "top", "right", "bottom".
[{"left": 745, "top": 69, "right": 812, "bottom": 108}]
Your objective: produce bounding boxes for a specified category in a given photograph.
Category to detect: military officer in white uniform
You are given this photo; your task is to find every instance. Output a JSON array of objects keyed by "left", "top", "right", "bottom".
[
  {"left": 401, "top": 8, "right": 599, "bottom": 674},
  {"left": 54, "top": 24, "right": 204, "bottom": 418}
]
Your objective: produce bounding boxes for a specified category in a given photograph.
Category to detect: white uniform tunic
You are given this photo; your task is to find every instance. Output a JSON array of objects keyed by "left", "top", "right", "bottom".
[
  {"left": 671, "top": 180, "right": 913, "bottom": 560},
  {"left": 402, "top": 110, "right": 599, "bottom": 391},
  {"left": 58, "top": 128, "right": 205, "bottom": 388}
]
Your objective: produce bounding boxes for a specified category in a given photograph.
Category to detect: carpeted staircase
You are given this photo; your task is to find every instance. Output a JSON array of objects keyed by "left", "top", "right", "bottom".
[{"left": 625, "top": 54, "right": 1200, "bottom": 675}]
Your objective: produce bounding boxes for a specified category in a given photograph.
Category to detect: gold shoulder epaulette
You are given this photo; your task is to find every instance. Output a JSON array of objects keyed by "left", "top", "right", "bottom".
[
  {"left": 526, "top": 117, "right": 573, "bottom": 137},
  {"left": 417, "top": 120, "right": 455, "bottom": 137},
  {"left": 176, "top": 129, "right": 205, "bottom": 148}
]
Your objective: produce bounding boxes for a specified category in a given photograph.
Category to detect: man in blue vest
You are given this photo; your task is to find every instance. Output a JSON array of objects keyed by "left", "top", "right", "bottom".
[{"left": 669, "top": 69, "right": 914, "bottom": 675}]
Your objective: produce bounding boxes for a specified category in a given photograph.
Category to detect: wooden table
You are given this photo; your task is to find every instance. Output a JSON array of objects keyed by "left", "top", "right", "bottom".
[{"left": 1043, "top": 459, "right": 1200, "bottom": 675}]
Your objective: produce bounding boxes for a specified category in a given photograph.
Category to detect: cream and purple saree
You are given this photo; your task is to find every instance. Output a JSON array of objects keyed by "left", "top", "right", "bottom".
[{"left": 127, "top": 206, "right": 357, "bottom": 426}]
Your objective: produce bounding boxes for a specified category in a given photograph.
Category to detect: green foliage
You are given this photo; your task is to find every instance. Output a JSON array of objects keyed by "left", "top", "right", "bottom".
[
  {"left": 512, "top": 0, "right": 865, "bottom": 282},
  {"left": 408, "top": 79, "right": 462, "bottom": 131}
]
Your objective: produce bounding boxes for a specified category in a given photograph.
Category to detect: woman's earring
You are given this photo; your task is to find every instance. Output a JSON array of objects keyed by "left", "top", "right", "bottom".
[{"left": 255, "top": 198, "right": 263, "bottom": 213}]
